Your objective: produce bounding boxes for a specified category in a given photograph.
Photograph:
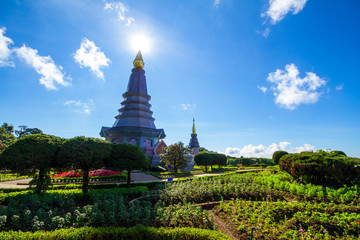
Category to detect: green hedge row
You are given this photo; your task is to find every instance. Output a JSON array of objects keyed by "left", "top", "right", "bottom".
[{"left": 0, "top": 226, "right": 231, "bottom": 240}]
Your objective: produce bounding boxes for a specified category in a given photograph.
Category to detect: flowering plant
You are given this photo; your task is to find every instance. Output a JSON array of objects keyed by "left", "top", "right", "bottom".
[{"left": 51, "top": 169, "right": 122, "bottom": 178}]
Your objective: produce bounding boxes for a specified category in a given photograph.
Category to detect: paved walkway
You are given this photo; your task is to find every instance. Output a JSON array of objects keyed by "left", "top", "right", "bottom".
[{"left": 0, "top": 169, "right": 263, "bottom": 188}]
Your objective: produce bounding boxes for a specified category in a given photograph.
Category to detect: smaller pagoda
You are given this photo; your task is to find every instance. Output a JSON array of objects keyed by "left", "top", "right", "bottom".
[{"left": 189, "top": 118, "right": 200, "bottom": 154}]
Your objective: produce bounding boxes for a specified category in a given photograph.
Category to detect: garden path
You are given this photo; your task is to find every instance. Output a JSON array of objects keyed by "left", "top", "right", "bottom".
[{"left": 0, "top": 169, "right": 264, "bottom": 188}]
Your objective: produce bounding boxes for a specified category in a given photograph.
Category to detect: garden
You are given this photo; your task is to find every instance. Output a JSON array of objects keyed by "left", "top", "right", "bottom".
[{"left": 0, "top": 133, "right": 359, "bottom": 239}]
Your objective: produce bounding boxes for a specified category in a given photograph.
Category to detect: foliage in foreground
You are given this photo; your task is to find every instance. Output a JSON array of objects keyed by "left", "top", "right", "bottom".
[
  {"left": 0, "top": 186, "right": 215, "bottom": 232},
  {"left": 0, "top": 226, "right": 231, "bottom": 240},
  {"left": 214, "top": 199, "right": 360, "bottom": 240}
]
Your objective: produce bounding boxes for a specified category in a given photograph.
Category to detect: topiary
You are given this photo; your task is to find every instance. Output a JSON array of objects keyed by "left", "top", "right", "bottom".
[{"left": 272, "top": 150, "right": 288, "bottom": 165}]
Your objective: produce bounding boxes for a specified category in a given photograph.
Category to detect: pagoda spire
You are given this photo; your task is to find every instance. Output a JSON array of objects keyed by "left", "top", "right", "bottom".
[
  {"left": 192, "top": 118, "right": 196, "bottom": 134},
  {"left": 133, "top": 50, "right": 144, "bottom": 69}
]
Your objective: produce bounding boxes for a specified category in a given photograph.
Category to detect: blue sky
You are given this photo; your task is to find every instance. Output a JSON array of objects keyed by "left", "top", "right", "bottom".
[{"left": 1, "top": 0, "right": 359, "bottom": 158}]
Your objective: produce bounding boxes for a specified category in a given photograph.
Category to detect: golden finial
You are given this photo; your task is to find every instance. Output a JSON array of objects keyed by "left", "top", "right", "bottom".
[
  {"left": 133, "top": 50, "right": 144, "bottom": 69},
  {"left": 192, "top": 118, "right": 196, "bottom": 134}
]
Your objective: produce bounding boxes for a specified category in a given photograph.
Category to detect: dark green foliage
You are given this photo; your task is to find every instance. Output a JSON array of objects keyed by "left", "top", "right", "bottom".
[
  {"left": 194, "top": 152, "right": 211, "bottom": 171},
  {"left": 227, "top": 157, "right": 274, "bottom": 167},
  {"left": 0, "top": 134, "right": 64, "bottom": 194},
  {"left": 272, "top": 150, "right": 288, "bottom": 165},
  {"left": 57, "top": 137, "right": 112, "bottom": 193},
  {"left": 0, "top": 226, "right": 231, "bottom": 240},
  {"left": 108, "top": 143, "right": 149, "bottom": 188},
  {"left": 330, "top": 150, "right": 347, "bottom": 157},
  {"left": 194, "top": 152, "right": 227, "bottom": 170},
  {"left": 15, "top": 125, "right": 43, "bottom": 139},
  {"left": 279, "top": 150, "right": 360, "bottom": 200},
  {"left": 0, "top": 123, "right": 16, "bottom": 153},
  {"left": 160, "top": 142, "right": 187, "bottom": 172}
]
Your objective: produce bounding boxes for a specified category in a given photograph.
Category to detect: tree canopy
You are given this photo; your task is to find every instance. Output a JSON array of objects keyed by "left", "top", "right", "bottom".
[
  {"left": 0, "top": 133, "right": 64, "bottom": 193},
  {"left": 272, "top": 150, "right": 288, "bottom": 165},
  {"left": 160, "top": 142, "right": 187, "bottom": 172},
  {"left": 194, "top": 152, "right": 227, "bottom": 171},
  {"left": 108, "top": 143, "right": 149, "bottom": 188},
  {"left": 57, "top": 136, "right": 112, "bottom": 193},
  {"left": 15, "top": 125, "right": 43, "bottom": 139},
  {"left": 279, "top": 150, "right": 360, "bottom": 200},
  {"left": 0, "top": 123, "right": 16, "bottom": 153}
]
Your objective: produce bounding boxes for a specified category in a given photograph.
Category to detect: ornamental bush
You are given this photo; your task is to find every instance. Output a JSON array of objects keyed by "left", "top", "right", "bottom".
[
  {"left": 272, "top": 150, "right": 288, "bottom": 165},
  {"left": 279, "top": 150, "right": 360, "bottom": 200}
]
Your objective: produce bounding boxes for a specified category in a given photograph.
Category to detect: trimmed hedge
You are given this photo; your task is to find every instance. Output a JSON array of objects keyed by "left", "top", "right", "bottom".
[{"left": 0, "top": 226, "right": 232, "bottom": 240}]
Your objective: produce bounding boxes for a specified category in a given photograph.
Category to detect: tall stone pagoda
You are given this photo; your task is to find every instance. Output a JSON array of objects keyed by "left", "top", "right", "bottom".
[
  {"left": 100, "top": 51, "right": 166, "bottom": 164},
  {"left": 189, "top": 118, "right": 200, "bottom": 154}
]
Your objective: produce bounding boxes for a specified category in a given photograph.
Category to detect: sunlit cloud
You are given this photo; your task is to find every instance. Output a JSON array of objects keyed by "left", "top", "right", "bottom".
[
  {"left": 214, "top": 0, "right": 220, "bottom": 8},
  {"left": 73, "top": 38, "right": 111, "bottom": 80},
  {"left": 0, "top": 27, "right": 14, "bottom": 67},
  {"left": 224, "top": 141, "right": 315, "bottom": 158},
  {"left": 14, "top": 45, "right": 71, "bottom": 90},
  {"left": 262, "top": 0, "right": 308, "bottom": 24},
  {"left": 64, "top": 99, "right": 94, "bottom": 115},
  {"left": 104, "top": 1, "right": 134, "bottom": 26},
  {"left": 266, "top": 63, "right": 326, "bottom": 110}
]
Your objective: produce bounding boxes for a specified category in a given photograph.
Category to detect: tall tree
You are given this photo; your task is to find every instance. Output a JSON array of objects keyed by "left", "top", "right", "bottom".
[
  {"left": 108, "top": 143, "right": 149, "bottom": 188},
  {"left": 57, "top": 137, "right": 112, "bottom": 193},
  {"left": 15, "top": 125, "right": 43, "bottom": 139},
  {"left": 0, "top": 134, "right": 64, "bottom": 193},
  {"left": 160, "top": 142, "right": 187, "bottom": 172}
]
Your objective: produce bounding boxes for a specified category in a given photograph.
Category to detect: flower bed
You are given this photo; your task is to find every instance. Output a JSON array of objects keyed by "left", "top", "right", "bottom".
[
  {"left": 50, "top": 169, "right": 127, "bottom": 183},
  {"left": 51, "top": 169, "right": 122, "bottom": 178}
]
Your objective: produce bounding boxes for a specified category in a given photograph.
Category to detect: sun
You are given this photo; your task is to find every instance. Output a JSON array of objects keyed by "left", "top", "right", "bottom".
[{"left": 130, "top": 34, "right": 152, "bottom": 53}]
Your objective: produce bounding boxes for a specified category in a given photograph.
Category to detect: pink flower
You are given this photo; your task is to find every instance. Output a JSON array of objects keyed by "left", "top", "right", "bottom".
[{"left": 299, "top": 229, "right": 304, "bottom": 232}]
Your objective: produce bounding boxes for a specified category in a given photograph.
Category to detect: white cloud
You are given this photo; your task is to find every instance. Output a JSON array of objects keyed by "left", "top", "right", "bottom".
[
  {"left": 14, "top": 45, "right": 71, "bottom": 90},
  {"left": 290, "top": 143, "right": 315, "bottom": 153},
  {"left": 267, "top": 63, "right": 326, "bottom": 110},
  {"left": 224, "top": 141, "right": 315, "bottom": 158},
  {"left": 64, "top": 99, "right": 94, "bottom": 115},
  {"left": 263, "top": 0, "right": 308, "bottom": 24},
  {"left": 257, "top": 85, "right": 268, "bottom": 93},
  {"left": 263, "top": 27, "right": 271, "bottom": 38},
  {"left": 180, "top": 103, "right": 196, "bottom": 111},
  {"left": 0, "top": 27, "right": 14, "bottom": 67},
  {"left": 336, "top": 84, "right": 343, "bottom": 91},
  {"left": 73, "top": 38, "right": 111, "bottom": 80},
  {"left": 214, "top": 0, "right": 220, "bottom": 8},
  {"left": 104, "top": 1, "right": 135, "bottom": 26}
]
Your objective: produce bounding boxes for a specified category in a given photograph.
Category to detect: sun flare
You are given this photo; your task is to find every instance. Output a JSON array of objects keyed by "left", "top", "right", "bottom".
[{"left": 130, "top": 34, "right": 152, "bottom": 53}]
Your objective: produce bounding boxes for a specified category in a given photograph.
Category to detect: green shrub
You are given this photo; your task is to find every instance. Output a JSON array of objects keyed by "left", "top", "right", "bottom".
[
  {"left": 272, "top": 150, "right": 288, "bottom": 165},
  {"left": 0, "top": 226, "right": 232, "bottom": 240}
]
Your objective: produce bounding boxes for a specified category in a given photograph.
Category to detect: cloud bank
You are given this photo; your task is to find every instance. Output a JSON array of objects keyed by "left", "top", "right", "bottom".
[
  {"left": 265, "top": 63, "right": 326, "bottom": 110},
  {"left": 224, "top": 141, "right": 315, "bottom": 158},
  {"left": 14, "top": 45, "right": 71, "bottom": 90},
  {"left": 74, "top": 38, "right": 111, "bottom": 80}
]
